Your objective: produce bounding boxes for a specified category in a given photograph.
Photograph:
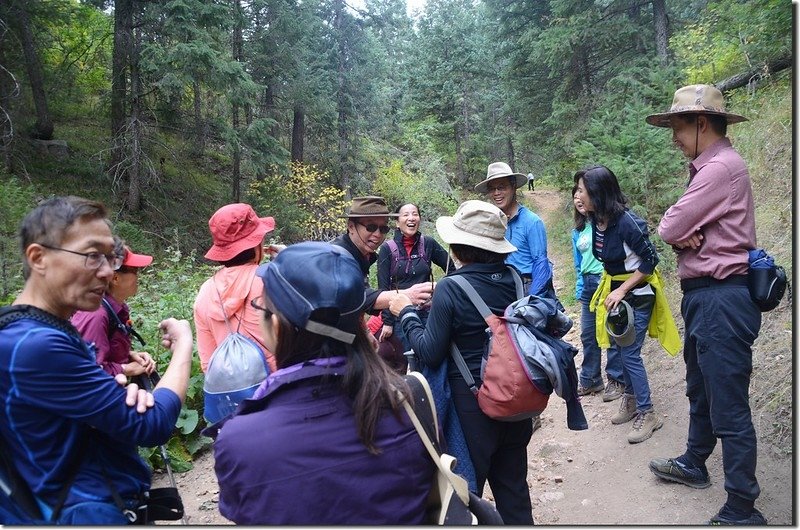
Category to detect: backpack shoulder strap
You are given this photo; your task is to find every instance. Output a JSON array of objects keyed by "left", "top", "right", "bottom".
[
  {"left": 448, "top": 276, "right": 493, "bottom": 320},
  {"left": 387, "top": 239, "right": 400, "bottom": 278},
  {"left": 418, "top": 234, "right": 428, "bottom": 264},
  {"left": 508, "top": 266, "right": 524, "bottom": 298},
  {"left": 101, "top": 298, "right": 146, "bottom": 347}
]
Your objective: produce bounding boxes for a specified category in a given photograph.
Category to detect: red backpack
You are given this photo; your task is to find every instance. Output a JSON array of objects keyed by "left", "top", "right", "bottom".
[{"left": 448, "top": 270, "right": 550, "bottom": 421}]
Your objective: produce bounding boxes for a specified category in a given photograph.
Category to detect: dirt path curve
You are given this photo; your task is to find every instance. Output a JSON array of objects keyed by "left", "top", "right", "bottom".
[
  {"left": 154, "top": 188, "right": 792, "bottom": 525},
  {"left": 516, "top": 188, "right": 792, "bottom": 525}
]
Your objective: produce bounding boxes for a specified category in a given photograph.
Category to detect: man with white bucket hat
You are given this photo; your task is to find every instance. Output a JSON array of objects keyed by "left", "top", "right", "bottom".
[
  {"left": 475, "top": 162, "right": 557, "bottom": 304},
  {"left": 647, "top": 84, "right": 765, "bottom": 525}
]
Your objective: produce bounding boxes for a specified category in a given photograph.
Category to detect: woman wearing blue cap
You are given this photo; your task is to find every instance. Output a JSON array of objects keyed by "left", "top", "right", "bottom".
[{"left": 209, "top": 242, "right": 434, "bottom": 525}]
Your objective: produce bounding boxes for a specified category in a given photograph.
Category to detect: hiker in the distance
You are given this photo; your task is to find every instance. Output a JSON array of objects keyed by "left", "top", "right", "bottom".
[
  {"left": 211, "top": 242, "right": 434, "bottom": 524},
  {"left": 0, "top": 196, "right": 193, "bottom": 524},
  {"left": 390, "top": 200, "right": 534, "bottom": 524},
  {"left": 570, "top": 185, "right": 624, "bottom": 402},
  {"left": 194, "top": 203, "right": 277, "bottom": 373},
  {"left": 72, "top": 237, "right": 156, "bottom": 378},
  {"left": 377, "top": 202, "right": 452, "bottom": 352},
  {"left": 526, "top": 172, "right": 535, "bottom": 191},
  {"left": 574, "top": 165, "right": 679, "bottom": 444},
  {"left": 648, "top": 84, "right": 766, "bottom": 525}
]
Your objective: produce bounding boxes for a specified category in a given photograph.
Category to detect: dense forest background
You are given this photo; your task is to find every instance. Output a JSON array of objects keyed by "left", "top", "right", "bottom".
[{"left": 0, "top": 0, "right": 792, "bottom": 469}]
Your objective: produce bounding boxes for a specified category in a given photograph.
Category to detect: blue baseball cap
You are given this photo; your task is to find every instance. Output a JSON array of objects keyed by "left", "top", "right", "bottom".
[{"left": 256, "top": 242, "right": 366, "bottom": 344}]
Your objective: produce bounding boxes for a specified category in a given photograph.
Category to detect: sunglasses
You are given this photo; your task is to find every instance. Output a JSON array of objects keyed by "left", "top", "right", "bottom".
[{"left": 355, "top": 221, "right": 390, "bottom": 234}]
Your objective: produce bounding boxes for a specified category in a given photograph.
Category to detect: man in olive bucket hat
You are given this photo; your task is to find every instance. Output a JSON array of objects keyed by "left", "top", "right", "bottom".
[
  {"left": 646, "top": 84, "right": 766, "bottom": 525},
  {"left": 332, "top": 196, "right": 432, "bottom": 313}
]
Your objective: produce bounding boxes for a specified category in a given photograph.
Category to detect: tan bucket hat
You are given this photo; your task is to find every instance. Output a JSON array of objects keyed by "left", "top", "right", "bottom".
[
  {"left": 645, "top": 84, "right": 747, "bottom": 127},
  {"left": 474, "top": 162, "right": 528, "bottom": 194},
  {"left": 435, "top": 200, "right": 517, "bottom": 254},
  {"left": 338, "top": 196, "right": 399, "bottom": 218}
]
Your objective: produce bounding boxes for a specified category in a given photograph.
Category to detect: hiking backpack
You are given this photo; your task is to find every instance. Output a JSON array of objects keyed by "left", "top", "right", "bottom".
[
  {"left": 386, "top": 235, "right": 428, "bottom": 279},
  {"left": 448, "top": 268, "right": 578, "bottom": 422},
  {"left": 203, "top": 281, "right": 271, "bottom": 425}
]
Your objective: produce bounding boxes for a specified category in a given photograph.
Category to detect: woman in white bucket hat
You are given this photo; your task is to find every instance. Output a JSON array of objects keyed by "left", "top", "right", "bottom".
[{"left": 390, "top": 200, "right": 534, "bottom": 524}]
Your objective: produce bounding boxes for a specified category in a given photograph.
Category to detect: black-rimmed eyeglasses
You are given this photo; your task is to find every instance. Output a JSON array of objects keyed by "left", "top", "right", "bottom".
[
  {"left": 355, "top": 221, "right": 390, "bottom": 234},
  {"left": 39, "top": 244, "right": 123, "bottom": 271},
  {"left": 251, "top": 296, "right": 271, "bottom": 314}
]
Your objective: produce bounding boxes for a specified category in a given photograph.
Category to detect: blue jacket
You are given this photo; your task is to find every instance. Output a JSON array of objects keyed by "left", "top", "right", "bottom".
[
  {"left": 505, "top": 206, "right": 551, "bottom": 296},
  {"left": 0, "top": 306, "right": 181, "bottom": 516},
  {"left": 211, "top": 358, "right": 434, "bottom": 525}
]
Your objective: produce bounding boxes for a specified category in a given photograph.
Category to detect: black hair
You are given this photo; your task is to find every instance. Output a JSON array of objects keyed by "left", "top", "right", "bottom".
[
  {"left": 394, "top": 203, "right": 421, "bottom": 216},
  {"left": 571, "top": 183, "right": 587, "bottom": 231},
  {"left": 573, "top": 165, "right": 627, "bottom": 224},
  {"left": 450, "top": 243, "right": 508, "bottom": 264},
  {"left": 219, "top": 247, "right": 257, "bottom": 267}
]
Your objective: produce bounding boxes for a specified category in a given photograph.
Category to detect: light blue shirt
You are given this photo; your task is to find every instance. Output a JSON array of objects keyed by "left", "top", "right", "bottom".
[{"left": 504, "top": 205, "right": 550, "bottom": 296}]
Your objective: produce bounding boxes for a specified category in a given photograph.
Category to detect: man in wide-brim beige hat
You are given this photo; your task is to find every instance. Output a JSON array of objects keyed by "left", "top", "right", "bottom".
[
  {"left": 647, "top": 83, "right": 766, "bottom": 526},
  {"left": 435, "top": 200, "right": 517, "bottom": 254},
  {"left": 474, "top": 162, "right": 527, "bottom": 194}
]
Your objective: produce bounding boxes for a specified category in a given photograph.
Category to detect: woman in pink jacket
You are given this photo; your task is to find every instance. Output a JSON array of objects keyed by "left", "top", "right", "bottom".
[{"left": 193, "top": 203, "right": 278, "bottom": 373}]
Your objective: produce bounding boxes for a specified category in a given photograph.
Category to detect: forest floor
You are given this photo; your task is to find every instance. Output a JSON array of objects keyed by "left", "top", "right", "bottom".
[{"left": 153, "top": 187, "right": 793, "bottom": 525}]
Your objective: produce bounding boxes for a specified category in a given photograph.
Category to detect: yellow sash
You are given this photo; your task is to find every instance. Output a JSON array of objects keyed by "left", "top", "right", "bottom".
[{"left": 589, "top": 270, "right": 681, "bottom": 356}]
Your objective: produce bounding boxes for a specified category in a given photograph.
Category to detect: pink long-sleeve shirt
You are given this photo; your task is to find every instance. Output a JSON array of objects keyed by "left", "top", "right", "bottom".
[
  {"left": 194, "top": 263, "right": 276, "bottom": 373},
  {"left": 71, "top": 294, "right": 132, "bottom": 376},
  {"left": 658, "top": 137, "right": 756, "bottom": 281}
]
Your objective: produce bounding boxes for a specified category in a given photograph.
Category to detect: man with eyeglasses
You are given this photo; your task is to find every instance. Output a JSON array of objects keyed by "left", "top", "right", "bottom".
[
  {"left": 476, "top": 162, "right": 558, "bottom": 304},
  {"left": 332, "top": 196, "right": 432, "bottom": 313},
  {"left": 0, "top": 196, "right": 193, "bottom": 524}
]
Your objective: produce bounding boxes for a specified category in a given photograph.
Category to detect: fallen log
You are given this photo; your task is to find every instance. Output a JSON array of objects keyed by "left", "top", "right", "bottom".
[{"left": 715, "top": 55, "right": 792, "bottom": 93}]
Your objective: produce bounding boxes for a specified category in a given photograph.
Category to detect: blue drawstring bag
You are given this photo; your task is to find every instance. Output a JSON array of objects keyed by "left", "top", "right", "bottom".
[{"left": 747, "top": 249, "right": 788, "bottom": 312}]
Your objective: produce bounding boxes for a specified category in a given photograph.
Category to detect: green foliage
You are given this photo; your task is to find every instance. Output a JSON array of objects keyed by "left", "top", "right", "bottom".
[
  {"left": 670, "top": 0, "right": 792, "bottom": 83},
  {"left": 0, "top": 176, "right": 36, "bottom": 302},
  {"left": 373, "top": 159, "right": 457, "bottom": 220},
  {"left": 248, "top": 162, "right": 348, "bottom": 244},
  {"left": 128, "top": 246, "right": 215, "bottom": 470}
]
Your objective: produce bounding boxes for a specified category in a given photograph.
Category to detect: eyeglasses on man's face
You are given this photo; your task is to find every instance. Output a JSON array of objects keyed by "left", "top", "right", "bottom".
[
  {"left": 355, "top": 221, "right": 390, "bottom": 234},
  {"left": 39, "top": 244, "right": 123, "bottom": 271}
]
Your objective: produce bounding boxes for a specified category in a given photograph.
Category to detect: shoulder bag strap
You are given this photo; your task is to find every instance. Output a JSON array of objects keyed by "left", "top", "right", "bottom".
[
  {"left": 213, "top": 270, "right": 257, "bottom": 335},
  {"left": 507, "top": 266, "right": 524, "bottom": 298},
  {"left": 446, "top": 276, "right": 493, "bottom": 395}
]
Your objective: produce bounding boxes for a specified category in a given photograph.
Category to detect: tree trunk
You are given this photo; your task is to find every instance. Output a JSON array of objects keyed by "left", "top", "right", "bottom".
[
  {"left": 715, "top": 55, "right": 792, "bottom": 93},
  {"left": 333, "top": 0, "right": 350, "bottom": 192},
  {"left": 127, "top": 22, "right": 143, "bottom": 212},
  {"left": 454, "top": 121, "right": 465, "bottom": 186},
  {"left": 16, "top": 2, "right": 53, "bottom": 140},
  {"left": 111, "top": 0, "right": 132, "bottom": 172},
  {"left": 231, "top": 0, "right": 244, "bottom": 202},
  {"left": 193, "top": 78, "right": 204, "bottom": 155},
  {"left": 0, "top": 38, "right": 15, "bottom": 172},
  {"left": 291, "top": 106, "right": 305, "bottom": 163},
  {"left": 506, "top": 116, "right": 515, "bottom": 170},
  {"left": 652, "top": 0, "right": 669, "bottom": 65}
]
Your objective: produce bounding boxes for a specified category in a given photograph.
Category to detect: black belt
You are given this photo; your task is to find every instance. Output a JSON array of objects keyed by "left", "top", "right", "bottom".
[{"left": 680, "top": 274, "right": 748, "bottom": 293}]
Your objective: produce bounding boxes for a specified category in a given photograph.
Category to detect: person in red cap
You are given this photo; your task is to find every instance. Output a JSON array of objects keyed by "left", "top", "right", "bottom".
[
  {"left": 72, "top": 237, "right": 156, "bottom": 377},
  {"left": 193, "top": 203, "right": 277, "bottom": 373}
]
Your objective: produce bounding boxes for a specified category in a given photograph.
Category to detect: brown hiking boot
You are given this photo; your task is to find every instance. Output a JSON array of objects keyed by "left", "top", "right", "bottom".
[
  {"left": 577, "top": 382, "right": 604, "bottom": 396},
  {"left": 627, "top": 410, "right": 663, "bottom": 443},
  {"left": 602, "top": 380, "right": 624, "bottom": 402},
  {"left": 611, "top": 393, "right": 637, "bottom": 424}
]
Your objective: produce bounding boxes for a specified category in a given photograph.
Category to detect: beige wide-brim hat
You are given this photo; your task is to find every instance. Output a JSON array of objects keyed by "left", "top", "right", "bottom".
[
  {"left": 436, "top": 200, "right": 517, "bottom": 254},
  {"left": 474, "top": 162, "right": 528, "bottom": 194},
  {"left": 645, "top": 84, "right": 747, "bottom": 127}
]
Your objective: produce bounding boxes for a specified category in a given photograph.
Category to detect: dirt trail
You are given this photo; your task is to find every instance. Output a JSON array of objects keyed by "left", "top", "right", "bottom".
[{"left": 154, "top": 189, "right": 793, "bottom": 524}]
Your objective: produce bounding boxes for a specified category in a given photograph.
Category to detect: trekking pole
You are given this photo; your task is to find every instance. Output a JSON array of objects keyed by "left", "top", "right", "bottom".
[{"left": 139, "top": 373, "right": 188, "bottom": 525}]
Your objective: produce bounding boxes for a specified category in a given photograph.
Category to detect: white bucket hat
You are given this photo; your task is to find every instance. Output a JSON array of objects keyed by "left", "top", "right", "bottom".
[
  {"left": 474, "top": 162, "right": 528, "bottom": 194},
  {"left": 435, "top": 200, "right": 517, "bottom": 254},
  {"left": 605, "top": 300, "right": 636, "bottom": 347}
]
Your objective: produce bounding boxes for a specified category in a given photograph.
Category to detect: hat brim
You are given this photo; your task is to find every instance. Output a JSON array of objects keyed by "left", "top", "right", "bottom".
[
  {"left": 474, "top": 174, "right": 528, "bottom": 194},
  {"left": 338, "top": 212, "right": 400, "bottom": 218},
  {"left": 204, "top": 216, "right": 276, "bottom": 261},
  {"left": 605, "top": 300, "right": 636, "bottom": 347},
  {"left": 435, "top": 215, "right": 517, "bottom": 254},
  {"left": 645, "top": 110, "right": 748, "bottom": 128},
  {"left": 122, "top": 251, "right": 153, "bottom": 268}
]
